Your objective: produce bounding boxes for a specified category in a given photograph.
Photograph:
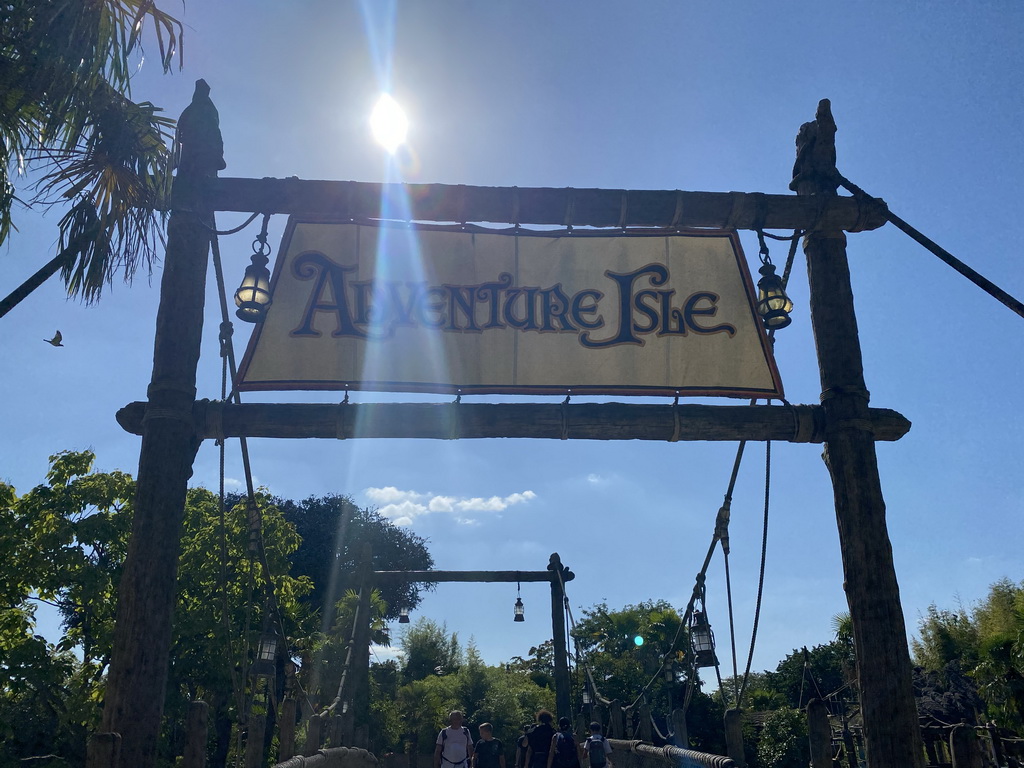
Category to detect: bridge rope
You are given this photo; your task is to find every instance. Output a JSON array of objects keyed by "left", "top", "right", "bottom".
[{"left": 210, "top": 219, "right": 320, "bottom": 750}]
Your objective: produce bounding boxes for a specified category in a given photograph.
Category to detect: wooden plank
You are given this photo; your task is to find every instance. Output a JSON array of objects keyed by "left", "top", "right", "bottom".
[
  {"left": 371, "top": 569, "right": 565, "bottom": 583},
  {"left": 205, "top": 178, "right": 888, "bottom": 232},
  {"left": 116, "top": 401, "right": 912, "bottom": 443}
]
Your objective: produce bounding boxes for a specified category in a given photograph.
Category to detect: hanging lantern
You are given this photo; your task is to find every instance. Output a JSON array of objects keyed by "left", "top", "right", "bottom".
[
  {"left": 514, "top": 596, "right": 525, "bottom": 622},
  {"left": 690, "top": 610, "right": 718, "bottom": 668},
  {"left": 582, "top": 686, "right": 592, "bottom": 706},
  {"left": 756, "top": 262, "right": 794, "bottom": 330},
  {"left": 399, "top": 606, "right": 410, "bottom": 624},
  {"left": 252, "top": 631, "right": 279, "bottom": 676},
  {"left": 235, "top": 217, "right": 274, "bottom": 323},
  {"left": 234, "top": 251, "right": 272, "bottom": 322}
]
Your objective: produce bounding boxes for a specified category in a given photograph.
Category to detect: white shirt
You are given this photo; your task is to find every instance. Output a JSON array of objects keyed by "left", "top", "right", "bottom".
[{"left": 437, "top": 726, "right": 472, "bottom": 765}]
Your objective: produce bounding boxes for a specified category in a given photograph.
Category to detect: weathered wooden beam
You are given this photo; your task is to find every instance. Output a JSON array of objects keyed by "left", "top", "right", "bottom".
[
  {"left": 115, "top": 401, "right": 911, "bottom": 443},
  {"left": 206, "top": 177, "right": 888, "bottom": 232},
  {"left": 795, "top": 99, "right": 924, "bottom": 768},
  {"left": 372, "top": 569, "right": 570, "bottom": 583}
]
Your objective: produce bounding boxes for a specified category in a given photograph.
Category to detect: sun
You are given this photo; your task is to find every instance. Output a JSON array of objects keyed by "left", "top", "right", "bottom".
[{"left": 370, "top": 93, "right": 409, "bottom": 155}]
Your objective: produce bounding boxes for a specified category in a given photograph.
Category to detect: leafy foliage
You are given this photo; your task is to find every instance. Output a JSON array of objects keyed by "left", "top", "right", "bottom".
[
  {"left": 1, "top": 0, "right": 183, "bottom": 306},
  {"left": 273, "top": 494, "right": 434, "bottom": 622},
  {"left": 755, "top": 708, "right": 808, "bottom": 768},
  {"left": 912, "top": 580, "right": 1024, "bottom": 729},
  {"left": 572, "top": 600, "right": 682, "bottom": 706},
  {"left": 400, "top": 617, "right": 463, "bottom": 683}
]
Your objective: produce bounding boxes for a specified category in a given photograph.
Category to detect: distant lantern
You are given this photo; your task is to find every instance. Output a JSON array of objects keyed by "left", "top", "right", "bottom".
[
  {"left": 399, "top": 607, "right": 410, "bottom": 624},
  {"left": 514, "top": 596, "right": 525, "bottom": 622},
  {"left": 756, "top": 262, "right": 794, "bottom": 330},
  {"left": 252, "top": 631, "right": 279, "bottom": 677},
  {"left": 690, "top": 610, "right": 718, "bottom": 668},
  {"left": 582, "top": 686, "right": 592, "bottom": 706},
  {"left": 663, "top": 656, "right": 676, "bottom": 683}
]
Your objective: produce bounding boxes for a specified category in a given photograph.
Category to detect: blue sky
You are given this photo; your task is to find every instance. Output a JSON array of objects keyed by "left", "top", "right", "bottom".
[{"left": 2, "top": 1, "right": 1023, "bottom": 685}]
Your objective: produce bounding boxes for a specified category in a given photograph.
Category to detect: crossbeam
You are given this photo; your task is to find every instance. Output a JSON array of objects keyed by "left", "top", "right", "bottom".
[
  {"left": 115, "top": 401, "right": 911, "bottom": 443},
  {"left": 371, "top": 570, "right": 571, "bottom": 584},
  {"left": 202, "top": 178, "right": 888, "bottom": 232}
]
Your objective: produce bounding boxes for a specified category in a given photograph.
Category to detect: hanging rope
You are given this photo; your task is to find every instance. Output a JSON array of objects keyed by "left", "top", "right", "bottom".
[{"left": 737, "top": 438, "right": 771, "bottom": 708}]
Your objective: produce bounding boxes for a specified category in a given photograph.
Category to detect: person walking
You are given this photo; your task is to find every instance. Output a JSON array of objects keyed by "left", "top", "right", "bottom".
[
  {"left": 547, "top": 717, "right": 581, "bottom": 768},
  {"left": 524, "top": 710, "right": 556, "bottom": 768},
  {"left": 435, "top": 711, "right": 475, "bottom": 768},
  {"left": 473, "top": 723, "right": 506, "bottom": 768},
  {"left": 582, "top": 723, "right": 612, "bottom": 768}
]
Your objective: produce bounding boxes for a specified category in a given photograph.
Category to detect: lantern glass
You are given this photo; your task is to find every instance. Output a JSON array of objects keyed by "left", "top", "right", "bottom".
[
  {"left": 399, "top": 607, "right": 410, "bottom": 624},
  {"left": 514, "top": 596, "right": 525, "bottom": 622},
  {"left": 691, "top": 611, "right": 718, "bottom": 668},
  {"left": 582, "top": 688, "right": 592, "bottom": 705},
  {"left": 252, "top": 632, "right": 278, "bottom": 676},
  {"left": 756, "top": 263, "right": 793, "bottom": 329},
  {"left": 234, "top": 254, "right": 272, "bottom": 323}
]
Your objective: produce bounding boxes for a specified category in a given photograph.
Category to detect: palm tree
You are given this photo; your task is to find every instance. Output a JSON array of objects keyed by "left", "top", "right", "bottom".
[{"left": 0, "top": 0, "right": 183, "bottom": 318}]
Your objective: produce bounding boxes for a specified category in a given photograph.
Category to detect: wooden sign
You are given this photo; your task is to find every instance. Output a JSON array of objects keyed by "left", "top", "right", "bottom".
[{"left": 235, "top": 219, "right": 784, "bottom": 398}]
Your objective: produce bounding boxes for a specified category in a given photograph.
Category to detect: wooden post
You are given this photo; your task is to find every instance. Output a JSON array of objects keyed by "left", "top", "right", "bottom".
[
  {"left": 87, "top": 733, "right": 122, "bottom": 768},
  {"left": 245, "top": 715, "right": 267, "bottom": 768},
  {"left": 548, "top": 553, "right": 572, "bottom": 720},
  {"left": 792, "top": 98, "right": 924, "bottom": 768},
  {"left": 723, "top": 709, "right": 745, "bottom": 768},
  {"left": 843, "top": 727, "right": 859, "bottom": 768},
  {"left": 304, "top": 715, "right": 324, "bottom": 756},
  {"left": 279, "top": 699, "right": 297, "bottom": 761},
  {"left": 183, "top": 701, "right": 209, "bottom": 768},
  {"left": 670, "top": 708, "right": 688, "bottom": 749},
  {"left": 101, "top": 79, "right": 223, "bottom": 768},
  {"left": 638, "top": 702, "right": 652, "bottom": 743},
  {"left": 949, "top": 724, "right": 982, "bottom": 768},
  {"left": 987, "top": 722, "right": 1005, "bottom": 768},
  {"left": 350, "top": 544, "right": 374, "bottom": 746},
  {"left": 807, "top": 699, "right": 831, "bottom": 768},
  {"left": 608, "top": 702, "right": 624, "bottom": 739}
]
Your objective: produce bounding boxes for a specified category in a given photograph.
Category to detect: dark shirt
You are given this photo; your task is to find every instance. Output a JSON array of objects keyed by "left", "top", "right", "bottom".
[
  {"left": 527, "top": 723, "right": 555, "bottom": 755},
  {"left": 475, "top": 738, "right": 504, "bottom": 768}
]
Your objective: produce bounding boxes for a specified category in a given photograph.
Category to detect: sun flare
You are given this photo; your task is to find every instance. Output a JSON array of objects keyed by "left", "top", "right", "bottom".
[{"left": 370, "top": 93, "right": 408, "bottom": 154}]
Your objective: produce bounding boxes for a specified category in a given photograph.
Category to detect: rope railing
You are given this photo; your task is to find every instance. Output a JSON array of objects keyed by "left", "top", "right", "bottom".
[
  {"left": 273, "top": 746, "right": 378, "bottom": 768},
  {"left": 607, "top": 739, "right": 737, "bottom": 768}
]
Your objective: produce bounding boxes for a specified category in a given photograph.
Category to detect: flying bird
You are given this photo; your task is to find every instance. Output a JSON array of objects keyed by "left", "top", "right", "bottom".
[{"left": 44, "top": 331, "right": 63, "bottom": 347}]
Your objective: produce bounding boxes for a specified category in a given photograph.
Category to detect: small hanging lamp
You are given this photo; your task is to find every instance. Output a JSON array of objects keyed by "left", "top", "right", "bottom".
[
  {"left": 399, "top": 606, "right": 410, "bottom": 624},
  {"left": 690, "top": 610, "right": 718, "bottom": 668},
  {"left": 252, "top": 630, "right": 279, "bottom": 677},
  {"left": 754, "top": 232, "right": 793, "bottom": 330},
  {"left": 514, "top": 579, "right": 525, "bottom": 622},
  {"left": 234, "top": 215, "right": 274, "bottom": 323}
]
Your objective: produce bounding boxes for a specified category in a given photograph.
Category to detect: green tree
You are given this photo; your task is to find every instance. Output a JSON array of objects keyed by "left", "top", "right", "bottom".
[
  {"left": 767, "top": 643, "right": 850, "bottom": 711},
  {"left": 0, "top": 453, "right": 318, "bottom": 767},
  {"left": 273, "top": 494, "right": 434, "bottom": 622},
  {"left": 401, "top": 618, "right": 463, "bottom": 683},
  {"left": 572, "top": 600, "right": 682, "bottom": 706},
  {"left": 1, "top": 0, "right": 184, "bottom": 317},
  {"left": 755, "top": 708, "right": 808, "bottom": 768}
]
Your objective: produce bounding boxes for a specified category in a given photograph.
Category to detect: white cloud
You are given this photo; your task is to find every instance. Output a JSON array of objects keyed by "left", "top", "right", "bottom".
[{"left": 363, "top": 487, "right": 537, "bottom": 525}]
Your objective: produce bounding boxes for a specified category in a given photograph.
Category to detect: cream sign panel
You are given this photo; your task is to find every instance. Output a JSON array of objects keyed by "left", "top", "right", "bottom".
[{"left": 235, "top": 220, "right": 784, "bottom": 398}]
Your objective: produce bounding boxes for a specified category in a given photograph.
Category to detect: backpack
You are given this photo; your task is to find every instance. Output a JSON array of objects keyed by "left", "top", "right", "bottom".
[
  {"left": 440, "top": 727, "right": 472, "bottom": 765},
  {"left": 586, "top": 736, "right": 607, "bottom": 768},
  {"left": 554, "top": 731, "right": 578, "bottom": 768}
]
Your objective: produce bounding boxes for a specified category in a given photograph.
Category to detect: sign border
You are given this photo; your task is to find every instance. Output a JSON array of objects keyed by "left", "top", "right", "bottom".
[{"left": 234, "top": 218, "right": 785, "bottom": 399}]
